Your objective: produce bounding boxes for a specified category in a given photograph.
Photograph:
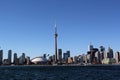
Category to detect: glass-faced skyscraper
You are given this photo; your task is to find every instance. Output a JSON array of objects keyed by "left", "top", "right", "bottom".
[
  {"left": 13, "top": 53, "right": 18, "bottom": 65},
  {"left": 8, "top": 50, "right": 12, "bottom": 65},
  {"left": 58, "top": 49, "right": 62, "bottom": 62},
  {"left": 0, "top": 50, "right": 3, "bottom": 65},
  {"left": 107, "top": 47, "right": 113, "bottom": 58}
]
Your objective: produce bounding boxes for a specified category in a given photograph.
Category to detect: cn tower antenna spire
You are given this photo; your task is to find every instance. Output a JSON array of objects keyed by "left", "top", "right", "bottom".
[
  {"left": 55, "top": 22, "right": 57, "bottom": 34},
  {"left": 54, "top": 21, "right": 58, "bottom": 63}
]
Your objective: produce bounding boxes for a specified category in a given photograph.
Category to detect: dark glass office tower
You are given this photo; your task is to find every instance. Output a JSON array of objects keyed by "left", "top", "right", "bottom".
[
  {"left": 0, "top": 50, "right": 3, "bottom": 65},
  {"left": 8, "top": 50, "right": 12, "bottom": 65}
]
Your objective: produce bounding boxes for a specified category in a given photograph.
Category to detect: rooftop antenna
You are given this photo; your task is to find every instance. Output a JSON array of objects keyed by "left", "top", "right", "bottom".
[{"left": 54, "top": 20, "right": 57, "bottom": 34}]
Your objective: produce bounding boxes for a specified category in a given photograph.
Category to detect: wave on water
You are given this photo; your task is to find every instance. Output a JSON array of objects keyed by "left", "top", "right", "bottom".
[{"left": 0, "top": 66, "right": 120, "bottom": 80}]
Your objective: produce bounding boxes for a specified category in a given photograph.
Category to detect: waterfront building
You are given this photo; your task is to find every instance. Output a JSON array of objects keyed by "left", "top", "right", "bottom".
[
  {"left": 89, "top": 48, "right": 98, "bottom": 64},
  {"left": 26, "top": 56, "right": 31, "bottom": 65},
  {"left": 68, "top": 57, "right": 73, "bottom": 64},
  {"left": 0, "top": 50, "right": 3, "bottom": 65},
  {"left": 104, "top": 51, "right": 107, "bottom": 59},
  {"left": 8, "top": 50, "right": 12, "bottom": 65},
  {"left": 66, "top": 51, "right": 70, "bottom": 57},
  {"left": 102, "top": 58, "right": 116, "bottom": 64},
  {"left": 107, "top": 47, "right": 113, "bottom": 58},
  {"left": 43, "top": 54, "right": 46, "bottom": 59},
  {"left": 73, "top": 56, "right": 78, "bottom": 63},
  {"left": 84, "top": 54, "right": 87, "bottom": 63},
  {"left": 86, "top": 54, "right": 91, "bottom": 63},
  {"left": 31, "top": 56, "right": 47, "bottom": 64},
  {"left": 63, "top": 53, "right": 67, "bottom": 62},
  {"left": 52, "top": 55, "right": 55, "bottom": 62},
  {"left": 48, "top": 56, "right": 52, "bottom": 61},
  {"left": 81, "top": 54, "right": 87, "bottom": 64},
  {"left": 13, "top": 53, "right": 18, "bottom": 65},
  {"left": 63, "top": 51, "right": 70, "bottom": 62},
  {"left": 19, "top": 53, "right": 26, "bottom": 65},
  {"left": 22, "top": 53, "right": 26, "bottom": 64},
  {"left": 58, "top": 49, "right": 62, "bottom": 63},
  {"left": 88, "top": 44, "right": 93, "bottom": 51},
  {"left": 100, "top": 46, "right": 105, "bottom": 52},
  {"left": 115, "top": 52, "right": 120, "bottom": 63},
  {"left": 100, "top": 51, "right": 107, "bottom": 63},
  {"left": 100, "top": 46, "right": 105, "bottom": 61},
  {"left": 19, "top": 56, "right": 23, "bottom": 64},
  {"left": 95, "top": 51, "right": 100, "bottom": 63},
  {"left": 77, "top": 55, "right": 82, "bottom": 63},
  {"left": 81, "top": 55, "right": 84, "bottom": 63},
  {"left": 3, "top": 59, "right": 8, "bottom": 65}
]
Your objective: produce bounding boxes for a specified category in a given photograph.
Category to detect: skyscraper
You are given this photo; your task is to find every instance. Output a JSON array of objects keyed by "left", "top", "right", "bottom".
[
  {"left": 63, "top": 51, "right": 71, "bottom": 62},
  {"left": 58, "top": 49, "right": 62, "bottom": 62},
  {"left": 54, "top": 23, "right": 58, "bottom": 63},
  {"left": 13, "top": 53, "right": 18, "bottom": 65},
  {"left": 8, "top": 50, "right": 12, "bottom": 65},
  {"left": 88, "top": 44, "right": 93, "bottom": 51},
  {"left": 0, "top": 50, "right": 3, "bottom": 65},
  {"left": 22, "top": 53, "right": 26, "bottom": 64},
  {"left": 66, "top": 51, "right": 70, "bottom": 57},
  {"left": 95, "top": 51, "right": 100, "bottom": 63},
  {"left": 19, "top": 53, "right": 26, "bottom": 65},
  {"left": 100, "top": 46, "right": 106, "bottom": 63},
  {"left": 26, "top": 56, "right": 30, "bottom": 65},
  {"left": 107, "top": 47, "right": 113, "bottom": 58},
  {"left": 115, "top": 52, "right": 120, "bottom": 63}
]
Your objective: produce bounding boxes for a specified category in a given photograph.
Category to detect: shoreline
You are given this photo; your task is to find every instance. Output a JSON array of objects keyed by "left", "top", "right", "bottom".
[{"left": 0, "top": 64, "right": 120, "bottom": 67}]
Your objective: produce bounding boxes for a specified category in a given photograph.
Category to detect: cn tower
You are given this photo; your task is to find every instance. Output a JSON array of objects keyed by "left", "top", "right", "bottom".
[{"left": 54, "top": 23, "right": 58, "bottom": 63}]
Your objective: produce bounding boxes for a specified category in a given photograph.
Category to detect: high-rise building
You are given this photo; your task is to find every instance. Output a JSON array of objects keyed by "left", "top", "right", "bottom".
[
  {"left": 19, "top": 53, "right": 26, "bottom": 65},
  {"left": 8, "top": 50, "right": 12, "bottom": 65},
  {"left": 66, "top": 51, "right": 70, "bottom": 57},
  {"left": 58, "top": 49, "right": 62, "bottom": 62},
  {"left": 22, "top": 53, "right": 26, "bottom": 64},
  {"left": 48, "top": 56, "right": 53, "bottom": 64},
  {"left": 80, "top": 54, "right": 87, "bottom": 63},
  {"left": 88, "top": 44, "right": 93, "bottom": 51},
  {"left": 63, "top": 53, "right": 67, "bottom": 61},
  {"left": 115, "top": 52, "right": 120, "bottom": 63},
  {"left": 0, "top": 50, "right": 3, "bottom": 65},
  {"left": 13, "top": 53, "right": 18, "bottom": 65},
  {"left": 95, "top": 51, "right": 100, "bottom": 63},
  {"left": 100, "top": 46, "right": 106, "bottom": 63},
  {"left": 107, "top": 47, "right": 113, "bottom": 58},
  {"left": 26, "top": 56, "right": 30, "bottom": 65},
  {"left": 86, "top": 54, "right": 91, "bottom": 63},
  {"left": 43, "top": 54, "right": 46, "bottom": 59},
  {"left": 103, "top": 51, "right": 107, "bottom": 59},
  {"left": 68, "top": 57, "right": 73, "bottom": 64},
  {"left": 63, "top": 51, "right": 70, "bottom": 62},
  {"left": 74, "top": 56, "right": 78, "bottom": 63},
  {"left": 54, "top": 23, "right": 58, "bottom": 63},
  {"left": 87, "top": 47, "right": 98, "bottom": 64}
]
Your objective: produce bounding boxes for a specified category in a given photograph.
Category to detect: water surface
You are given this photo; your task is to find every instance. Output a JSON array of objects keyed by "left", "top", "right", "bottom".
[{"left": 0, "top": 66, "right": 120, "bottom": 80}]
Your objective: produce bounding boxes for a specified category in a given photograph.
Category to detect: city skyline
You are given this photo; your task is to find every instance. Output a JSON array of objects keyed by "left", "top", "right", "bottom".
[{"left": 0, "top": 0, "right": 120, "bottom": 59}]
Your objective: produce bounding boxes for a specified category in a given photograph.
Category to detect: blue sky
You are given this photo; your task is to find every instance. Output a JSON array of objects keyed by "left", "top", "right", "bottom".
[{"left": 0, "top": 0, "right": 120, "bottom": 59}]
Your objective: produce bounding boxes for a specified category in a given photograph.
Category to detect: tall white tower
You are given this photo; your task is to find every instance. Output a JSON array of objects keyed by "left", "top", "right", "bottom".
[{"left": 54, "top": 23, "right": 58, "bottom": 63}]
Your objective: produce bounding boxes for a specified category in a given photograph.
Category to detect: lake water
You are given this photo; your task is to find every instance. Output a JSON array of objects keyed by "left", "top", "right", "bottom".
[{"left": 0, "top": 66, "right": 120, "bottom": 80}]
